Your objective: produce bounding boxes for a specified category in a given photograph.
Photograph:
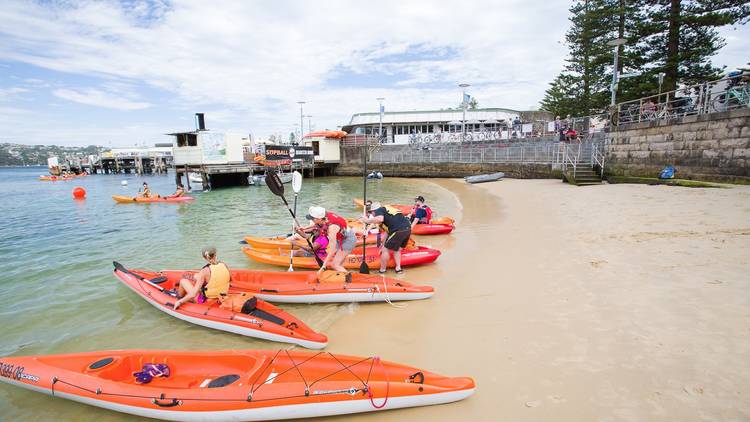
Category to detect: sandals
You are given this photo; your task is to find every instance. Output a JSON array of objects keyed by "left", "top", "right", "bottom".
[
  {"left": 378, "top": 269, "right": 387, "bottom": 274},
  {"left": 395, "top": 268, "right": 404, "bottom": 274}
]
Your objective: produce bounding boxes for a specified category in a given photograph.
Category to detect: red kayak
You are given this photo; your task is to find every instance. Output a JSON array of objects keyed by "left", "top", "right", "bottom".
[
  {"left": 243, "top": 246, "right": 441, "bottom": 270},
  {"left": 412, "top": 223, "right": 454, "bottom": 235}
]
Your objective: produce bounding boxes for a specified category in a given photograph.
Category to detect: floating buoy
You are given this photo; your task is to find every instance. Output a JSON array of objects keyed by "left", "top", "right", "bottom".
[
  {"left": 121, "top": 180, "right": 128, "bottom": 186},
  {"left": 72, "top": 186, "right": 86, "bottom": 199}
]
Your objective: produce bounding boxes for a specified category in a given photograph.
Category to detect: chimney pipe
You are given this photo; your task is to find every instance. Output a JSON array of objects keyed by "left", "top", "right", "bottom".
[{"left": 195, "top": 113, "right": 206, "bottom": 131}]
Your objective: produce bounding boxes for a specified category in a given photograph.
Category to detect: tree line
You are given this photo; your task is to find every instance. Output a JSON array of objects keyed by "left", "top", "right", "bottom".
[{"left": 540, "top": 0, "right": 750, "bottom": 118}]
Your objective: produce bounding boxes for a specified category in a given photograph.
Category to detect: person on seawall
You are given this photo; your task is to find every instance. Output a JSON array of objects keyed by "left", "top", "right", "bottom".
[
  {"left": 173, "top": 247, "right": 230, "bottom": 310},
  {"left": 360, "top": 201, "right": 411, "bottom": 275},
  {"left": 410, "top": 195, "right": 433, "bottom": 229}
]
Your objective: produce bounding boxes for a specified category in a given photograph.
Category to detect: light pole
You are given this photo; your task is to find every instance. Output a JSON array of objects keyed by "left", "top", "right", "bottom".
[
  {"left": 376, "top": 97, "right": 385, "bottom": 142},
  {"left": 304, "top": 115, "right": 313, "bottom": 135},
  {"left": 297, "top": 101, "right": 306, "bottom": 142},
  {"left": 459, "top": 83, "right": 470, "bottom": 139},
  {"left": 607, "top": 38, "right": 627, "bottom": 107},
  {"left": 657, "top": 72, "right": 666, "bottom": 103}
]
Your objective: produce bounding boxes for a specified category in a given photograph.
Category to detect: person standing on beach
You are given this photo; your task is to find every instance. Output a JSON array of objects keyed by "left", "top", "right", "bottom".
[
  {"left": 298, "top": 206, "right": 356, "bottom": 273},
  {"left": 360, "top": 202, "right": 411, "bottom": 274}
]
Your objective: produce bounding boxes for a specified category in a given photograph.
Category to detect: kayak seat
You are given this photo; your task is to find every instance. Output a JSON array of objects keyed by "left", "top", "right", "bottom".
[
  {"left": 207, "top": 374, "right": 240, "bottom": 388},
  {"left": 248, "top": 309, "right": 285, "bottom": 326}
]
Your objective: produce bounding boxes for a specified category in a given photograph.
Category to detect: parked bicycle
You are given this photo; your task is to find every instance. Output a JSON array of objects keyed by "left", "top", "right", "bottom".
[{"left": 711, "top": 82, "right": 750, "bottom": 112}]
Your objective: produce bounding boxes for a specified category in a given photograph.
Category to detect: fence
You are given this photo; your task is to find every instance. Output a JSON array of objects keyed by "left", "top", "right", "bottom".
[{"left": 614, "top": 72, "right": 750, "bottom": 126}]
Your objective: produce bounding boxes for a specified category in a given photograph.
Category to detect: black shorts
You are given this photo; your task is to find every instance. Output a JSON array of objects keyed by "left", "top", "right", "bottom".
[{"left": 384, "top": 229, "right": 411, "bottom": 251}]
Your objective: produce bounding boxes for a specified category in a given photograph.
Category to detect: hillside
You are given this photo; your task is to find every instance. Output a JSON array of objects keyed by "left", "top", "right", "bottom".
[{"left": 0, "top": 143, "right": 101, "bottom": 166}]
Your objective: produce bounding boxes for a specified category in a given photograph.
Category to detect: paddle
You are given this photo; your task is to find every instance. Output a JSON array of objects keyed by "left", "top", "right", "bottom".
[
  {"left": 288, "top": 171, "right": 303, "bottom": 272},
  {"left": 266, "top": 169, "right": 324, "bottom": 267},
  {"left": 112, "top": 261, "right": 173, "bottom": 294},
  {"left": 359, "top": 143, "right": 370, "bottom": 274}
]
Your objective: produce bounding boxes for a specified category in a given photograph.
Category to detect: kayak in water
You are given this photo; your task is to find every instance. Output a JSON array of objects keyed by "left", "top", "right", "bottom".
[
  {"left": 0, "top": 348, "right": 475, "bottom": 421},
  {"left": 112, "top": 262, "right": 327, "bottom": 349},
  {"left": 130, "top": 266, "right": 435, "bottom": 303},
  {"left": 112, "top": 195, "right": 194, "bottom": 203},
  {"left": 242, "top": 245, "right": 441, "bottom": 270}
]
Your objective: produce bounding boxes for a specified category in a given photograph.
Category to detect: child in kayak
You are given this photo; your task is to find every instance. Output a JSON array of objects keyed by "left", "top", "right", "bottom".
[
  {"left": 139, "top": 182, "right": 152, "bottom": 198},
  {"left": 410, "top": 195, "right": 432, "bottom": 229},
  {"left": 291, "top": 228, "right": 329, "bottom": 260},
  {"left": 173, "top": 247, "right": 230, "bottom": 310}
]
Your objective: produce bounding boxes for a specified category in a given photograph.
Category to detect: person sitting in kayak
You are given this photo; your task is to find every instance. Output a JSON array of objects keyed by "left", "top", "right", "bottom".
[
  {"left": 173, "top": 247, "right": 230, "bottom": 310},
  {"left": 291, "top": 228, "right": 329, "bottom": 260},
  {"left": 360, "top": 202, "right": 411, "bottom": 274},
  {"left": 139, "top": 182, "right": 152, "bottom": 198},
  {"left": 410, "top": 195, "right": 433, "bottom": 228},
  {"left": 293, "top": 206, "right": 356, "bottom": 273},
  {"left": 169, "top": 183, "right": 185, "bottom": 198}
]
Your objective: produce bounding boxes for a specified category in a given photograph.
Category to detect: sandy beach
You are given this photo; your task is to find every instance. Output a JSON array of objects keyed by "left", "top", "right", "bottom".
[{"left": 324, "top": 179, "right": 750, "bottom": 421}]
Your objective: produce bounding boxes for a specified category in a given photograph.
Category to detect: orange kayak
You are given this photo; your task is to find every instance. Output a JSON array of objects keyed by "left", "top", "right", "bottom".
[
  {"left": 132, "top": 267, "right": 434, "bottom": 303},
  {"left": 242, "top": 231, "right": 414, "bottom": 250},
  {"left": 39, "top": 175, "right": 73, "bottom": 181},
  {"left": 347, "top": 218, "right": 455, "bottom": 236},
  {"left": 112, "top": 195, "right": 194, "bottom": 203},
  {"left": 243, "top": 246, "right": 440, "bottom": 270},
  {"left": 0, "top": 349, "right": 475, "bottom": 421},
  {"left": 112, "top": 262, "right": 327, "bottom": 349}
]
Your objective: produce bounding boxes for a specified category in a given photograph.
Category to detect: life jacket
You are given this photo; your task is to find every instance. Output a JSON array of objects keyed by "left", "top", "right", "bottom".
[
  {"left": 412, "top": 205, "right": 432, "bottom": 224},
  {"left": 384, "top": 205, "right": 402, "bottom": 216},
  {"left": 204, "top": 262, "right": 230, "bottom": 299},
  {"left": 325, "top": 211, "right": 348, "bottom": 244}
]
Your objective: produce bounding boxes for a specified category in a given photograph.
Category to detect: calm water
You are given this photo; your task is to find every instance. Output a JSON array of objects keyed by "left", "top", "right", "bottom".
[{"left": 0, "top": 166, "right": 457, "bottom": 421}]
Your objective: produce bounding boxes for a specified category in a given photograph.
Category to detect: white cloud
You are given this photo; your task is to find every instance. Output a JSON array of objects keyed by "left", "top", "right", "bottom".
[
  {"left": 52, "top": 88, "right": 152, "bottom": 110},
  {"left": 0, "top": 87, "right": 29, "bottom": 100},
  {"left": 0, "top": 0, "right": 747, "bottom": 145}
]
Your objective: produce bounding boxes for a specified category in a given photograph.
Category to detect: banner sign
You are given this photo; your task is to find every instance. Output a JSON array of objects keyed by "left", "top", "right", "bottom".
[{"left": 265, "top": 145, "right": 314, "bottom": 164}]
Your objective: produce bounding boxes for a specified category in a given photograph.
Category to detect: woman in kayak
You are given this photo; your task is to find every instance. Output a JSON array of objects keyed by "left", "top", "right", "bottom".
[
  {"left": 169, "top": 183, "right": 185, "bottom": 198},
  {"left": 139, "top": 182, "right": 152, "bottom": 198},
  {"left": 173, "top": 247, "right": 230, "bottom": 310}
]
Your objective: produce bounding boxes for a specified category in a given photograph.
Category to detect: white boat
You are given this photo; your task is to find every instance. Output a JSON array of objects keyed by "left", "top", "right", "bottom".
[
  {"left": 465, "top": 172, "right": 504, "bottom": 184},
  {"left": 250, "top": 172, "right": 293, "bottom": 186},
  {"left": 187, "top": 173, "right": 204, "bottom": 190}
]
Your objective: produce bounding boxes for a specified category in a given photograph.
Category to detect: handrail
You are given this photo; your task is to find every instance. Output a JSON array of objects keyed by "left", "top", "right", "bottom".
[{"left": 591, "top": 141, "right": 605, "bottom": 178}]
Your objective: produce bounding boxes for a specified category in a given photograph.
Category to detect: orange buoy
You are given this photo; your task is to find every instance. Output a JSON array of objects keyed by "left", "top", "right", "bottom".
[{"left": 72, "top": 186, "right": 86, "bottom": 199}]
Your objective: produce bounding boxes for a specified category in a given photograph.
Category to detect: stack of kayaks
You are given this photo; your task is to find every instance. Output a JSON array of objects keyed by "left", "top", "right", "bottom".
[
  {"left": 0, "top": 349, "right": 474, "bottom": 421},
  {"left": 242, "top": 245, "right": 441, "bottom": 270},
  {"left": 112, "top": 195, "right": 194, "bottom": 203}
]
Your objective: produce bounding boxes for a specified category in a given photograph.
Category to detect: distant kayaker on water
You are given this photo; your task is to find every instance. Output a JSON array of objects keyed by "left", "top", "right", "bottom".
[
  {"left": 173, "top": 247, "right": 230, "bottom": 310},
  {"left": 361, "top": 202, "right": 411, "bottom": 274},
  {"left": 170, "top": 183, "right": 185, "bottom": 198},
  {"left": 139, "top": 182, "right": 152, "bottom": 198}
]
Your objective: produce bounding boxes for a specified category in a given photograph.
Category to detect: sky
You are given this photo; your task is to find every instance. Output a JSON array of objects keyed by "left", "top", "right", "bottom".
[{"left": 0, "top": 0, "right": 748, "bottom": 147}]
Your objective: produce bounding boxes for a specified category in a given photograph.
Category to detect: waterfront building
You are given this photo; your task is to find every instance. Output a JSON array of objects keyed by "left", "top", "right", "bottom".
[{"left": 341, "top": 108, "right": 523, "bottom": 144}]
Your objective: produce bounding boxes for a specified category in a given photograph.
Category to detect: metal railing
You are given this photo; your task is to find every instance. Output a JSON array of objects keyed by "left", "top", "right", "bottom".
[
  {"left": 614, "top": 73, "right": 750, "bottom": 126},
  {"left": 366, "top": 141, "right": 578, "bottom": 165},
  {"left": 591, "top": 141, "right": 605, "bottom": 178}
]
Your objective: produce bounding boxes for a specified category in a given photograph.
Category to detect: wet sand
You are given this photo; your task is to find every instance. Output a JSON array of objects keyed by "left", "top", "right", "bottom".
[{"left": 324, "top": 179, "right": 750, "bottom": 421}]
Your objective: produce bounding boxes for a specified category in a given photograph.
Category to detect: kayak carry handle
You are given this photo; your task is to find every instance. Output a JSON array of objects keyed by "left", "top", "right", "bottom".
[{"left": 152, "top": 398, "right": 181, "bottom": 407}]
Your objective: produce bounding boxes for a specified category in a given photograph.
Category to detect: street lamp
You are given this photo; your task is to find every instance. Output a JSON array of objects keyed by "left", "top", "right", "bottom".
[
  {"left": 304, "top": 115, "right": 313, "bottom": 135},
  {"left": 376, "top": 97, "right": 385, "bottom": 142},
  {"left": 459, "top": 83, "right": 470, "bottom": 139},
  {"left": 607, "top": 38, "right": 627, "bottom": 107},
  {"left": 297, "top": 101, "right": 306, "bottom": 141}
]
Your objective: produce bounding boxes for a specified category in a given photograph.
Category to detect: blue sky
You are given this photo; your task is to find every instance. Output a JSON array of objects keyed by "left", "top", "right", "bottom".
[{"left": 0, "top": 0, "right": 748, "bottom": 146}]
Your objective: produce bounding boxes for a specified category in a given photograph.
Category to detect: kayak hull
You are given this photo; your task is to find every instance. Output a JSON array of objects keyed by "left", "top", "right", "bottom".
[
  {"left": 243, "top": 246, "right": 440, "bottom": 270},
  {"left": 0, "top": 349, "right": 474, "bottom": 422},
  {"left": 112, "top": 195, "right": 195, "bottom": 203},
  {"left": 464, "top": 172, "right": 504, "bottom": 184},
  {"left": 133, "top": 268, "right": 434, "bottom": 303},
  {"left": 243, "top": 232, "right": 385, "bottom": 250},
  {"left": 113, "top": 264, "right": 327, "bottom": 349},
  {"left": 412, "top": 223, "right": 454, "bottom": 235}
]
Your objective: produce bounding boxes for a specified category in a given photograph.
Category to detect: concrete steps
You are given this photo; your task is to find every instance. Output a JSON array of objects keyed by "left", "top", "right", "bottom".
[{"left": 564, "top": 165, "right": 602, "bottom": 186}]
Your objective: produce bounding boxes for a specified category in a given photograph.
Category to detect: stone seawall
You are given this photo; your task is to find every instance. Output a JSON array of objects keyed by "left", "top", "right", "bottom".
[
  {"left": 335, "top": 161, "right": 559, "bottom": 179},
  {"left": 606, "top": 108, "right": 750, "bottom": 183}
]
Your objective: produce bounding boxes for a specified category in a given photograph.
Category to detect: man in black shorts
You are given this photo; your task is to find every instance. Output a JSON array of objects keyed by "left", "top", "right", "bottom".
[{"left": 360, "top": 201, "right": 411, "bottom": 274}]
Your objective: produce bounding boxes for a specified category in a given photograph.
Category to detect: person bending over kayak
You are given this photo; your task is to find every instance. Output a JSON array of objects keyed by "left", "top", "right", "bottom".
[
  {"left": 291, "top": 228, "right": 329, "bottom": 260},
  {"left": 360, "top": 202, "right": 411, "bottom": 274},
  {"left": 295, "top": 206, "right": 356, "bottom": 273},
  {"left": 410, "top": 195, "right": 433, "bottom": 229},
  {"left": 173, "top": 247, "right": 230, "bottom": 310}
]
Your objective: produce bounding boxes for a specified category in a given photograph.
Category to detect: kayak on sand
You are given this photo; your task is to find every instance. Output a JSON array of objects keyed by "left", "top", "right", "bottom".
[
  {"left": 112, "top": 195, "right": 194, "bottom": 203},
  {"left": 242, "top": 246, "right": 441, "bottom": 270},
  {"left": 112, "top": 262, "right": 327, "bottom": 349},
  {"left": 347, "top": 218, "right": 455, "bottom": 236},
  {"left": 242, "top": 231, "right": 416, "bottom": 250},
  {"left": 130, "top": 267, "right": 435, "bottom": 303},
  {"left": 0, "top": 348, "right": 475, "bottom": 422}
]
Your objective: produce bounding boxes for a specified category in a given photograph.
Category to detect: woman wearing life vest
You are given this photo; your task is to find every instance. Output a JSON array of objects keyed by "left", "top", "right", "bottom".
[
  {"left": 298, "top": 206, "right": 356, "bottom": 273},
  {"left": 139, "top": 182, "right": 152, "bottom": 198},
  {"left": 291, "top": 227, "right": 329, "bottom": 260},
  {"left": 173, "top": 247, "right": 231, "bottom": 310},
  {"left": 360, "top": 201, "right": 412, "bottom": 274},
  {"left": 410, "top": 195, "right": 432, "bottom": 229}
]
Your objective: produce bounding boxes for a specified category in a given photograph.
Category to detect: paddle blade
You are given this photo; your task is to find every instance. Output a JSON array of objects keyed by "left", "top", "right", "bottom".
[
  {"left": 292, "top": 171, "right": 303, "bottom": 193},
  {"left": 359, "top": 260, "right": 370, "bottom": 274},
  {"left": 265, "top": 169, "right": 285, "bottom": 197}
]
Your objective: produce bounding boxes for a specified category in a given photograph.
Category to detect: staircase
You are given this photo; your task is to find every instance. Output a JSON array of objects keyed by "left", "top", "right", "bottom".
[{"left": 559, "top": 139, "right": 604, "bottom": 186}]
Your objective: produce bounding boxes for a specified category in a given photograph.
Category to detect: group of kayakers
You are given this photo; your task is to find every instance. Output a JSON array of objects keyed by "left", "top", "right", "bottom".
[
  {"left": 137, "top": 181, "right": 186, "bottom": 199},
  {"left": 171, "top": 196, "right": 435, "bottom": 307}
]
